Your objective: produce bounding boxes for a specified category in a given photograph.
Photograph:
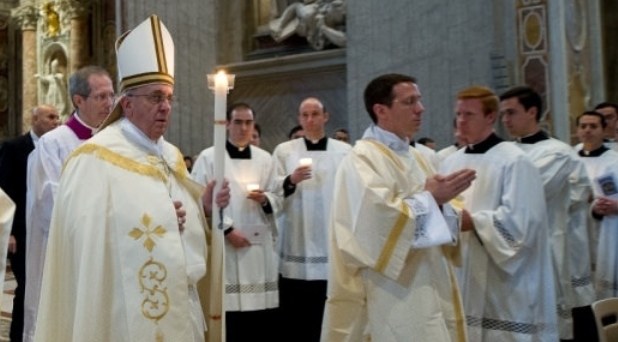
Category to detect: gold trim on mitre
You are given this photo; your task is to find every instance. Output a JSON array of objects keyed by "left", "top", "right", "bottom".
[{"left": 97, "top": 14, "right": 175, "bottom": 132}]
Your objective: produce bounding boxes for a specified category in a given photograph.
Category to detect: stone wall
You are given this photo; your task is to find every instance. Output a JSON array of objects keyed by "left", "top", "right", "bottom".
[{"left": 346, "top": 0, "right": 513, "bottom": 148}]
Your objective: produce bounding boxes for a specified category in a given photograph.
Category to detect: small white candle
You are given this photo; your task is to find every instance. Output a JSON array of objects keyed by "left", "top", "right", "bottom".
[
  {"left": 299, "top": 158, "right": 313, "bottom": 167},
  {"left": 246, "top": 183, "right": 260, "bottom": 192}
]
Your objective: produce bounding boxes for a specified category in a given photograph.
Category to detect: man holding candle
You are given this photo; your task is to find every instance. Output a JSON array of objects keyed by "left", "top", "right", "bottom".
[
  {"left": 272, "top": 96, "right": 351, "bottom": 341},
  {"left": 192, "top": 102, "right": 281, "bottom": 341},
  {"left": 321, "top": 74, "right": 475, "bottom": 341},
  {"left": 33, "top": 15, "right": 230, "bottom": 342}
]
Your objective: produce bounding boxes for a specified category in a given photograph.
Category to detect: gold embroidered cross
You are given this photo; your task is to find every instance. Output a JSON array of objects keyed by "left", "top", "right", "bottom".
[{"left": 129, "top": 214, "right": 167, "bottom": 252}]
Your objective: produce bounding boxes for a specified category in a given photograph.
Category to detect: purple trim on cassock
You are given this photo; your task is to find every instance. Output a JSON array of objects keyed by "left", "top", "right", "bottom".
[{"left": 65, "top": 113, "right": 93, "bottom": 140}]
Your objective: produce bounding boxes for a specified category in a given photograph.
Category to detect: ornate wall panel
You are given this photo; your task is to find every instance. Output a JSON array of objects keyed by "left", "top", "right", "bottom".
[{"left": 517, "top": 0, "right": 552, "bottom": 133}]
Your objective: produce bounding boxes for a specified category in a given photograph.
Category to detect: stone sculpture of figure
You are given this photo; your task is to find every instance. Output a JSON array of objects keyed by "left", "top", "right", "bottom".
[
  {"left": 35, "top": 58, "right": 68, "bottom": 115},
  {"left": 269, "top": 0, "right": 346, "bottom": 50},
  {"left": 315, "top": 0, "right": 346, "bottom": 48}
]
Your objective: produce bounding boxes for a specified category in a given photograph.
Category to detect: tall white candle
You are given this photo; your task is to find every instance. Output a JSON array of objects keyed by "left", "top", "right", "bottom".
[{"left": 207, "top": 70, "right": 234, "bottom": 341}]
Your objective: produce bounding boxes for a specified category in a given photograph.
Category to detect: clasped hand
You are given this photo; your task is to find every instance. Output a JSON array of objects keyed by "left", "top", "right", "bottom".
[{"left": 425, "top": 168, "right": 476, "bottom": 205}]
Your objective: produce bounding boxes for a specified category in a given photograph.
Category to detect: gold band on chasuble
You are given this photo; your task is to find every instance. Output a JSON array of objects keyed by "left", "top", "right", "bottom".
[{"left": 363, "top": 140, "right": 411, "bottom": 273}]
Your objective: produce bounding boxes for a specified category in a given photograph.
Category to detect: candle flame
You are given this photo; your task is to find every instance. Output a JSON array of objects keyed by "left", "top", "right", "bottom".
[{"left": 215, "top": 70, "right": 228, "bottom": 88}]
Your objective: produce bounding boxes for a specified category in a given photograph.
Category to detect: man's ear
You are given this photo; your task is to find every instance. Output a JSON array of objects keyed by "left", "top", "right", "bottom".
[
  {"left": 528, "top": 106, "right": 538, "bottom": 121},
  {"left": 72, "top": 94, "right": 85, "bottom": 109},
  {"left": 373, "top": 103, "right": 387, "bottom": 122},
  {"left": 486, "top": 110, "right": 497, "bottom": 125},
  {"left": 120, "top": 96, "right": 132, "bottom": 118}
]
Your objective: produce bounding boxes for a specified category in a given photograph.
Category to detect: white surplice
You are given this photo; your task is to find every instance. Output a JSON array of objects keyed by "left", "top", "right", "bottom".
[
  {"left": 272, "top": 138, "right": 351, "bottom": 280},
  {"left": 23, "top": 124, "right": 85, "bottom": 342},
  {"left": 514, "top": 137, "right": 594, "bottom": 339},
  {"left": 34, "top": 119, "right": 210, "bottom": 342},
  {"left": 441, "top": 139, "right": 557, "bottom": 341},
  {"left": 321, "top": 125, "right": 466, "bottom": 342},
  {"left": 567, "top": 161, "right": 597, "bottom": 308},
  {"left": 192, "top": 145, "right": 280, "bottom": 311},
  {"left": 577, "top": 148, "right": 618, "bottom": 299}
]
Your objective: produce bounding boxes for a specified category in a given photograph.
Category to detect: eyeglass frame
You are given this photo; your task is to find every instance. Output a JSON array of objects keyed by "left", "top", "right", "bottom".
[
  {"left": 84, "top": 92, "right": 117, "bottom": 103},
  {"left": 126, "top": 92, "right": 176, "bottom": 105}
]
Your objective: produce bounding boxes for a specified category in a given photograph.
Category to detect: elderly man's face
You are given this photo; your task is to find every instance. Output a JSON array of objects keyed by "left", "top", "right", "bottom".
[
  {"left": 78, "top": 74, "right": 115, "bottom": 127},
  {"left": 123, "top": 84, "right": 174, "bottom": 140}
]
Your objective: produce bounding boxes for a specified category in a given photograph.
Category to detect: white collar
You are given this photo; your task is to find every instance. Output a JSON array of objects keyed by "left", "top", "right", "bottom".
[
  {"left": 120, "top": 118, "right": 164, "bottom": 156},
  {"left": 362, "top": 124, "right": 410, "bottom": 153}
]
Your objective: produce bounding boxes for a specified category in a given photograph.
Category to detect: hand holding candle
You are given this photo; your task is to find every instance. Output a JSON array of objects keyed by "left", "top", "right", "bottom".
[
  {"left": 246, "top": 183, "right": 260, "bottom": 193},
  {"left": 299, "top": 158, "right": 313, "bottom": 167},
  {"left": 291, "top": 157, "right": 313, "bottom": 184},
  {"left": 246, "top": 183, "right": 267, "bottom": 205}
]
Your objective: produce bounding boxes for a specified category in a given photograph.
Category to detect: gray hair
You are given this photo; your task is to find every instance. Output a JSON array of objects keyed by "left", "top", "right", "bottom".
[{"left": 68, "top": 66, "right": 111, "bottom": 105}]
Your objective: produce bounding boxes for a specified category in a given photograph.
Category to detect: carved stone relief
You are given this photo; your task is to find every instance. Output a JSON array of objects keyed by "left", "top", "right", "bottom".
[{"left": 268, "top": 0, "right": 346, "bottom": 51}]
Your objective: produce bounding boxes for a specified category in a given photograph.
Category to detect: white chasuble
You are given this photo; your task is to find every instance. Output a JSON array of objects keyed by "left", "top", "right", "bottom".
[
  {"left": 192, "top": 145, "right": 280, "bottom": 311},
  {"left": 441, "top": 141, "right": 557, "bottom": 341},
  {"left": 322, "top": 133, "right": 466, "bottom": 342},
  {"left": 34, "top": 120, "right": 210, "bottom": 342}
]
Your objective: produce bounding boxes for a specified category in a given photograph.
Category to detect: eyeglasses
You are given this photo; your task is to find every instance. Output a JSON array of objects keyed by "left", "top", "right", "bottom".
[
  {"left": 86, "top": 93, "right": 116, "bottom": 102},
  {"left": 127, "top": 93, "right": 176, "bottom": 105}
]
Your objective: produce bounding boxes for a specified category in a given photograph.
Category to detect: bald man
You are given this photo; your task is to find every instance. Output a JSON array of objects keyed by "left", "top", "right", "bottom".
[{"left": 272, "top": 97, "right": 351, "bottom": 341}]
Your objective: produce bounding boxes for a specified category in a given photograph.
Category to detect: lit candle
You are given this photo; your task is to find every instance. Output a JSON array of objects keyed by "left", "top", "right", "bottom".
[
  {"left": 207, "top": 70, "right": 235, "bottom": 338},
  {"left": 246, "top": 183, "right": 260, "bottom": 192},
  {"left": 299, "top": 158, "right": 313, "bottom": 167}
]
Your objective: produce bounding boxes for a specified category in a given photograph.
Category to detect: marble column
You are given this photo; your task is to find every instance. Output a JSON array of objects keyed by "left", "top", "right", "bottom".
[
  {"left": 13, "top": 5, "right": 38, "bottom": 134},
  {"left": 64, "top": 1, "right": 90, "bottom": 73}
]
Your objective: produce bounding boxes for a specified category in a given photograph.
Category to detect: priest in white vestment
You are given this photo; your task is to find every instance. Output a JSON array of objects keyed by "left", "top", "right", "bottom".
[
  {"left": 322, "top": 73, "right": 476, "bottom": 342},
  {"left": 499, "top": 86, "right": 594, "bottom": 340},
  {"left": 574, "top": 103, "right": 618, "bottom": 153},
  {"left": 272, "top": 97, "right": 351, "bottom": 341},
  {"left": 575, "top": 111, "right": 618, "bottom": 300},
  {"left": 34, "top": 15, "right": 230, "bottom": 342},
  {"left": 191, "top": 103, "right": 281, "bottom": 341},
  {"left": 441, "top": 86, "right": 557, "bottom": 341},
  {"left": 23, "top": 66, "right": 114, "bottom": 342}
]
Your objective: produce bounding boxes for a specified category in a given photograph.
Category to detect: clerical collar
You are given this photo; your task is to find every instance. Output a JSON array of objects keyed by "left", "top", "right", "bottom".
[
  {"left": 226, "top": 140, "right": 251, "bottom": 159},
  {"left": 518, "top": 130, "right": 549, "bottom": 144},
  {"left": 578, "top": 145, "right": 609, "bottom": 157},
  {"left": 362, "top": 124, "right": 410, "bottom": 153},
  {"left": 66, "top": 112, "right": 95, "bottom": 140},
  {"left": 304, "top": 136, "right": 328, "bottom": 151},
  {"left": 465, "top": 133, "right": 504, "bottom": 154}
]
